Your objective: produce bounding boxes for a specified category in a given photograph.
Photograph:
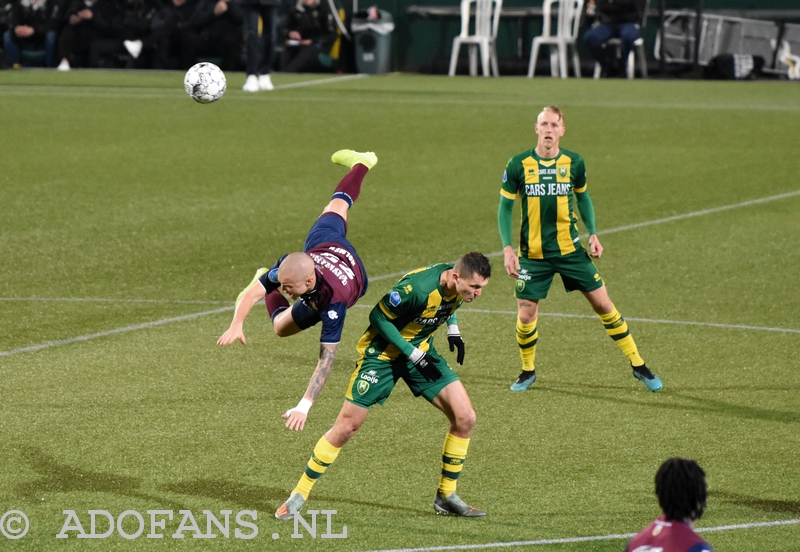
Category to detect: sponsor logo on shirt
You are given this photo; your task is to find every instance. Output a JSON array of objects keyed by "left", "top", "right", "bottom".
[{"left": 524, "top": 183, "right": 571, "bottom": 196}]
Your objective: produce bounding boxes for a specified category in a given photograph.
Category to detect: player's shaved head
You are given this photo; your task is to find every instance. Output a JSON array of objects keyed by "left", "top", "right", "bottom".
[{"left": 278, "top": 252, "right": 315, "bottom": 283}]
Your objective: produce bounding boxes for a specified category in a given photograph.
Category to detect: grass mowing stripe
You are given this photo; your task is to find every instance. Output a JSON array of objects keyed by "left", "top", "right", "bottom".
[
  {"left": 0, "top": 307, "right": 232, "bottom": 357},
  {"left": 1, "top": 83, "right": 799, "bottom": 113},
  {"left": 456, "top": 309, "right": 800, "bottom": 334},
  {"left": 361, "top": 519, "right": 800, "bottom": 552},
  {"left": 4, "top": 187, "right": 797, "bottom": 357}
]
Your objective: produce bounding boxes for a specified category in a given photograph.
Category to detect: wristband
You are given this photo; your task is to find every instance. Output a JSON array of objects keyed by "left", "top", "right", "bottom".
[
  {"left": 286, "top": 398, "right": 313, "bottom": 417},
  {"left": 408, "top": 348, "right": 424, "bottom": 363},
  {"left": 447, "top": 324, "right": 460, "bottom": 336}
]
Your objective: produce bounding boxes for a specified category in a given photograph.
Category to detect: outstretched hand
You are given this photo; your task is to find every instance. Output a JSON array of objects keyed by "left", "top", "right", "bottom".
[
  {"left": 282, "top": 409, "right": 307, "bottom": 431},
  {"left": 217, "top": 327, "right": 246, "bottom": 345}
]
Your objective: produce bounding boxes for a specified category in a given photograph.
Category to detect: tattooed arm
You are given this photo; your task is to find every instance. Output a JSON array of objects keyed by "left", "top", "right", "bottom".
[{"left": 282, "top": 342, "right": 339, "bottom": 431}]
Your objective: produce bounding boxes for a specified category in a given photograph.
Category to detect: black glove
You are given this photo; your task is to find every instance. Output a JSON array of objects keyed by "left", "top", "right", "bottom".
[
  {"left": 409, "top": 349, "right": 443, "bottom": 382},
  {"left": 447, "top": 326, "right": 465, "bottom": 365}
]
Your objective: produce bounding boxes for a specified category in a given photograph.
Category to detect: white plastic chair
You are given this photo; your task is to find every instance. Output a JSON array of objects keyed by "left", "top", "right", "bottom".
[
  {"left": 592, "top": 36, "right": 647, "bottom": 78},
  {"left": 448, "top": 0, "right": 503, "bottom": 77},
  {"left": 528, "top": 0, "right": 583, "bottom": 78}
]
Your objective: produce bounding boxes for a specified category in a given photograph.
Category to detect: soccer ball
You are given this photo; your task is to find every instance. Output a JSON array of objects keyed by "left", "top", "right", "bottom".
[{"left": 184, "top": 62, "right": 226, "bottom": 104}]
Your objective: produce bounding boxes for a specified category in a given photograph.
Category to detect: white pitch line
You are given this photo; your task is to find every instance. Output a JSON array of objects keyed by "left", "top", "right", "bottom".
[
  {"left": 596, "top": 189, "right": 800, "bottom": 236},
  {"left": 272, "top": 73, "right": 368, "bottom": 90},
  {"left": 361, "top": 519, "right": 800, "bottom": 552},
  {"left": 0, "top": 307, "right": 232, "bottom": 357},
  {"left": 0, "top": 297, "right": 228, "bottom": 305}
]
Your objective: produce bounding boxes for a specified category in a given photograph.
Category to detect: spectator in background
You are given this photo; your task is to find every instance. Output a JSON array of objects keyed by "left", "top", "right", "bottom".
[
  {"left": 90, "top": 0, "right": 158, "bottom": 67},
  {"left": 121, "top": 0, "right": 195, "bottom": 69},
  {"left": 583, "top": 0, "right": 646, "bottom": 78},
  {"left": 281, "top": 0, "right": 336, "bottom": 73},
  {"left": 180, "top": 0, "right": 243, "bottom": 70},
  {"left": 625, "top": 458, "right": 713, "bottom": 552},
  {"left": 237, "top": 0, "right": 280, "bottom": 92},
  {"left": 4, "top": 0, "right": 62, "bottom": 68},
  {"left": 57, "top": 0, "right": 121, "bottom": 70}
]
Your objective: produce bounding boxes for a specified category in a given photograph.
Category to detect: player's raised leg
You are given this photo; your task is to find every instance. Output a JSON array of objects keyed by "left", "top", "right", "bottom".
[
  {"left": 430, "top": 381, "right": 485, "bottom": 517},
  {"left": 583, "top": 286, "right": 662, "bottom": 392},
  {"left": 322, "top": 150, "right": 378, "bottom": 221},
  {"left": 275, "top": 401, "right": 369, "bottom": 520}
]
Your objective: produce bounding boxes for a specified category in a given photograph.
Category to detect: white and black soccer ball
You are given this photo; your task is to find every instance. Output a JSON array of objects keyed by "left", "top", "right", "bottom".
[{"left": 184, "top": 62, "right": 226, "bottom": 104}]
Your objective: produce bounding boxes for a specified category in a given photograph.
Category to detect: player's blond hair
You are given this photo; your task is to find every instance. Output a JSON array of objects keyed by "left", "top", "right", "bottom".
[{"left": 539, "top": 105, "right": 565, "bottom": 124}]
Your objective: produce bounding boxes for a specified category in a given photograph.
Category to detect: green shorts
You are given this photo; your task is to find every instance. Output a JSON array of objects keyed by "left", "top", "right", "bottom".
[
  {"left": 345, "top": 344, "right": 460, "bottom": 408},
  {"left": 515, "top": 248, "right": 604, "bottom": 300}
]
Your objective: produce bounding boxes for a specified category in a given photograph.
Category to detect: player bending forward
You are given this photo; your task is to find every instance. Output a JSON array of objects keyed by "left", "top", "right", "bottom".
[
  {"left": 218, "top": 149, "right": 377, "bottom": 429},
  {"left": 275, "top": 252, "right": 492, "bottom": 519}
]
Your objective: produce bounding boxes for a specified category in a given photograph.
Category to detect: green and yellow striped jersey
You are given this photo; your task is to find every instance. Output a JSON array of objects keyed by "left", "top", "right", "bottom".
[
  {"left": 356, "top": 263, "right": 461, "bottom": 362},
  {"left": 501, "top": 148, "right": 587, "bottom": 259}
]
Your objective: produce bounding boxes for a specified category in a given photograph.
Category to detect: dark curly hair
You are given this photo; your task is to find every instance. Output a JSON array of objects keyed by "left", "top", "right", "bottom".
[{"left": 655, "top": 458, "right": 707, "bottom": 522}]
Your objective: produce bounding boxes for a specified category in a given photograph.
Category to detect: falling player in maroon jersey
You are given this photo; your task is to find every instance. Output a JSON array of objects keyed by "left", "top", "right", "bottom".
[{"left": 218, "top": 149, "right": 377, "bottom": 431}]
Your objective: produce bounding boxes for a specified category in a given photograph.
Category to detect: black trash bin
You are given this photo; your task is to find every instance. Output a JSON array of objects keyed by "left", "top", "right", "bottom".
[{"left": 351, "top": 10, "right": 394, "bottom": 74}]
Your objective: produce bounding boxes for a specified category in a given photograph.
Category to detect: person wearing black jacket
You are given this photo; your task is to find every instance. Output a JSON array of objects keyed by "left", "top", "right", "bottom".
[
  {"left": 583, "top": 0, "right": 646, "bottom": 77},
  {"left": 89, "top": 0, "right": 158, "bottom": 67},
  {"left": 57, "top": 0, "right": 121, "bottom": 69},
  {"left": 122, "top": 0, "right": 195, "bottom": 69},
  {"left": 280, "top": 0, "right": 336, "bottom": 72},
  {"left": 179, "top": 0, "right": 243, "bottom": 70},
  {"left": 3, "top": 0, "right": 61, "bottom": 67}
]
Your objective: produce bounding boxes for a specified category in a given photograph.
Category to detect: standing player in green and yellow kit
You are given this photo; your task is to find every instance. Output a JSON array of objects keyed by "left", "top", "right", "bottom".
[
  {"left": 275, "top": 252, "right": 492, "bottom": 520},
  {"left": 498, "top": 106, "right": 662, "bottom": 392}
]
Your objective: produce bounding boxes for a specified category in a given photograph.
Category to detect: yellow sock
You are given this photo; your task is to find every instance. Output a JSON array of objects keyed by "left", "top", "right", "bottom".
[
  {"left": 516, "top": 317, "right": 538, "bottom": 371},
  {"left": 598, "top": 306, "right": 644, "bottom": 367},
  {"left": 292, "top": 436, "right": 341, "bottom": 499},
  {"left": 438, "top": 433, "right": 470, "bottom": 497}
]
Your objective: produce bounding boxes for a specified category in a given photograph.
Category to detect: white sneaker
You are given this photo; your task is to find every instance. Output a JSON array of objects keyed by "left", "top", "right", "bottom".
[
  {"left": 57, "top": 59, "right": 70, "bottom": 71},
  {"left": 123, "top": 39, "right": 143, "bottom": 60},
  {"left": 258, "top": 74, "right": 274, "bottom": 91},
  {"left": 242, "top": 74, "right": 259, "bottom": 92}
]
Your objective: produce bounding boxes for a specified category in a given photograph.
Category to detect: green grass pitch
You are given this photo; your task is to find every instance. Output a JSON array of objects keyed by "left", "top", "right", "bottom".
[{"left": 0, "top": 70, "right": 799, "bottom": 550}]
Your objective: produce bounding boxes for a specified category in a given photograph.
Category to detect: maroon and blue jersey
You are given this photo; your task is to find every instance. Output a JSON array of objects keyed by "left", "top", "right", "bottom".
[
  {"left": 625, "top": 517, "right": 712, "bottom": 552},
  {"left": 259, "top": 212, "right": 368, "bottom": 345},
  {"left": 301, "top": 242, "right": 366, "bottom": 343}
]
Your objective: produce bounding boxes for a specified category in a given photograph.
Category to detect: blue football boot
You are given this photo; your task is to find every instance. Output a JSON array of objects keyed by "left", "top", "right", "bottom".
[
  {"left": 510, "top": 370, "right": 536, "bottom": 391},
  {"left": 633, "top": 364, "right": 662, "bottom": 392}
]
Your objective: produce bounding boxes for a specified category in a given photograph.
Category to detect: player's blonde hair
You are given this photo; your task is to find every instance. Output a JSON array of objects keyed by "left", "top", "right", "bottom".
[{"left": 538, "top": 105, "right": 565, "bottom": 124}]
